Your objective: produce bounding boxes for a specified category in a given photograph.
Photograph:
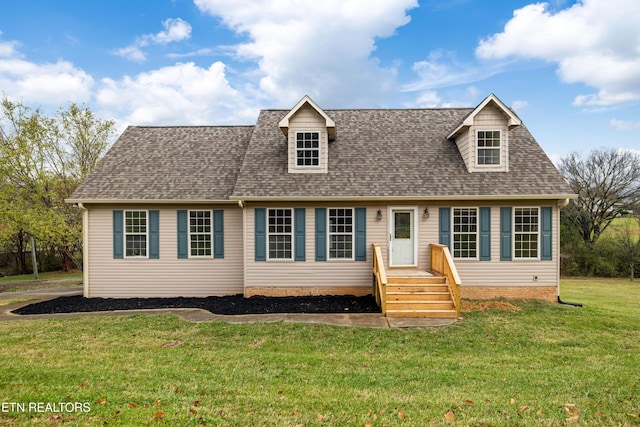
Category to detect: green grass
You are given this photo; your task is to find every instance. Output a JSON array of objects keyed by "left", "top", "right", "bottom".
[
  {"left": 0, "top": 271, "right": 82, "bottom": 284},
  {"left": 0, "top": 279, "right": 638, "bottom": 426},
  {"left": 0, "top": 270, "right": 82, "bottom": 291}
]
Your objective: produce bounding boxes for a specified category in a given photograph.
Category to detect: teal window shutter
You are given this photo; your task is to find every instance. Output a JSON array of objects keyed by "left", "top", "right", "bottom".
[
  {"left": 214, "top": 210, "right": 224, "bottom": 259},
  {"left": 255, "top": 208, "right": 266, "bottom": 262},
  {"left": 541, "top": 206, "right": 552, "bottom": 260},
  {"left": 479, "top": 207, "right": 491, "bottom": 261},
  {"left": 315, "top": 208, "right": 326, "bottom": 261},
  {"left": 294, "top": 208, "right": 306, "bottom": 261},
  {"left": 113, "top": 210, "right": 123, "bottom": 259},
  {"left": 500, "top": 207, "right": 512, "bottom": 261},
  {"left": 149, "top": 210, "right": 160, "bottom": 259},
  {"left": 177, "top": 210, "right": 188, "bottom": 259},
  {"left": 439, "top": 207, "right": 451, "bottom": 249},
  {"left": 355, "top": 207, "right": 366, "bottom": 261}
]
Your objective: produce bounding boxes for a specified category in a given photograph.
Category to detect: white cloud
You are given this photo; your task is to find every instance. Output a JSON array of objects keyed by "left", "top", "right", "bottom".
[
  {"left": 511, "top": 100, "right": 528, "bottom": 111},
  {"left": 0, "top": 34, "right": 94, "bottom": 104},
  {"left": 476, "top": 0, "right": 640, "bottom": 107},
  {"left": 404, "top": 50, "right": 505, "bottom": 92},
  {"left": 113, "top": 18, "right": 192, "bottom": 62},
  {"left": 193, "top": 0, "right": 417, "bottom": 106},
  {"left": 95, "top": 61, "right": 255, "bottom": 125},
  {"left": 609, "top": 118, "right": 640, "bottom": 131}
]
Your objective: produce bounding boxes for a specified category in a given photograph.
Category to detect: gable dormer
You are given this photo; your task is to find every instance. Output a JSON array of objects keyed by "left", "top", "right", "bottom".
[
  {"left": 279, "top": 96, "right": 335, "bottom": 174},
  {"left": 447, "top": 94, "right": 521, "bottom": 173}
]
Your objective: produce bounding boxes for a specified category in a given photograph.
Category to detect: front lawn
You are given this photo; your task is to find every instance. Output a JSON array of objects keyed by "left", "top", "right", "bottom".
[{"left": 0, "top": 279, "right": 638, "bottom": 426}]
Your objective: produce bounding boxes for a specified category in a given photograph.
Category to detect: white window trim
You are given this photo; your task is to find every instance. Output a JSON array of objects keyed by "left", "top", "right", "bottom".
[
  {"left": 513, "top": 207, "right": 540, "bottom": 260},
  {"left": 452, "top": 207, "right": 479, "bottom": 260},
  {"left": 124, "top": 210, "right": 148, "bottom": 259},
  {"left": 188, "top": 210, "right": 213, "bottom": 259},
  {"left": 475, "top": 129, "right": 502, "bottom": 167},
  {"left": 267, "top": 208, "right": 294, "bottom": 261},
  {"left": 327, "top": 207, "right": 355, "bottom": 261},
  {"left": 294, "top": 131, "right": 321, "bottom": 169}
]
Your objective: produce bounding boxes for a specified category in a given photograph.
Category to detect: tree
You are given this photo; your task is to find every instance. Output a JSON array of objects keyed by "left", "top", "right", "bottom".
[
  {"left": 0, "top": 97, "right": 115, "bottom": 274},
  {"left": 613, "top": 216, "right": 640, "bottom": 280},
  {"left": 559, "top": 148, "right": 640, "bottom": 247}
]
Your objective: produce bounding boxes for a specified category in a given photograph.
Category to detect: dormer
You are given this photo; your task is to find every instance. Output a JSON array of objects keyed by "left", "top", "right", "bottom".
[
  {"left": 279, "top": 96, "right": 335, "bottom": 174},
  {"left": 447, "top": 94, "right": 521, "bottom": 173}
]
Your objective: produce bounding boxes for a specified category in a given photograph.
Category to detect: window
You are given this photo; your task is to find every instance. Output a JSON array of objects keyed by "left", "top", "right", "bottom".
[
  {"left": 189, "top": 210, "right": 212, "bottom": 257},
  {"left": 268, "top": 209, "right": 293, "bottom": 259},
  {"left": 453, "top": 208, "right": 477, "bottom": 259},
  {"left": 329, "top": 208, "right": 353, "bottom": 259},
  {"left": 477, "top": 130, "right": 501, "bottom": 165},
  {"left": 296, "top": 132, "right": 319, "bottom": 167},
  {"left": 125, "top": 210, "right": 147, "bottom": 257},
  {"left": 514, "top": 207, "right": 539, "bottom": 259}
]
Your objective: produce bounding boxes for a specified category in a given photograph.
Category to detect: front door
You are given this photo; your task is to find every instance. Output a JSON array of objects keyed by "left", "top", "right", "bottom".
[{"left": 390, "top": 208, "right": 416, "bottom": 266}]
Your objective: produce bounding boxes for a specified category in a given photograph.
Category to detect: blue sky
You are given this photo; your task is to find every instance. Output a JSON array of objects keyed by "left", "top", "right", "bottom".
[{"left": 1, "top": 0, "right": 639, "bottom": 162}]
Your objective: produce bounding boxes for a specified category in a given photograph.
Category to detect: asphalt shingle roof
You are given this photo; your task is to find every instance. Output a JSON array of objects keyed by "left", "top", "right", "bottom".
[
  {"left": 70, "top": 126, "right": 253, "bottom": 201},
  {"left": 70, "top": 107, "right": 573, "bottom": 202},
  {"left": 231, "top": 108, "right": 573, "bottom": 199}
]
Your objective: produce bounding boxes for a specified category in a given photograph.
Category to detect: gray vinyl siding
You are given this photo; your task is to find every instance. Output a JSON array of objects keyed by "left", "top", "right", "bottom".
[
  {"left": 245, "top": 201, "right": 559, "bottom": 291},
  {"left": 245, "top": 203, "right": 387, "bottom": 290},
  {"left": 427, "top": 201, "right": 559, "bottom": 289},
  {"left": 85, "top": 205, "right": 243, "bottom": 297}
]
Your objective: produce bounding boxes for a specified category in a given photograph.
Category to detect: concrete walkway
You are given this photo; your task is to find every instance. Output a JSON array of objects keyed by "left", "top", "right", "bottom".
[{"left": 0, "top": 286, "right": 457, "bottom": 328}]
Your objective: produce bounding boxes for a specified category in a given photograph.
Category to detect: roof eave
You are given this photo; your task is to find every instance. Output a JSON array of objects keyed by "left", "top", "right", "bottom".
[
  {"left": 229, "top": 194, "right": 578, "bottom": 203},
  {"left": 65, "top": 198, "right": 238, "bottom": 205}
]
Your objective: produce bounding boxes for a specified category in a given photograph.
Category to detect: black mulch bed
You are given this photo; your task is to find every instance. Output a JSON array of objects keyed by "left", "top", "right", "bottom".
[{"left": 13, "top": 294, "right": 381, "bottom": 316}]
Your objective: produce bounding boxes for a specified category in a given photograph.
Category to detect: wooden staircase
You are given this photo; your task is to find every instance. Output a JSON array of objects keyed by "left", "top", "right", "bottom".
[
  {"left": 372, "top": 243, "right": 461, "bottom": 319},
  {"left": 385, "top": 276, "right": 457, "bottom": 318}
]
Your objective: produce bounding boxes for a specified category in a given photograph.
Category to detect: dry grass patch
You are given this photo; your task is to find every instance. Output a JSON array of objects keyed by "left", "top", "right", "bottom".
[{"left": 460, "top": 299, "right": 521, "bottom": 313}]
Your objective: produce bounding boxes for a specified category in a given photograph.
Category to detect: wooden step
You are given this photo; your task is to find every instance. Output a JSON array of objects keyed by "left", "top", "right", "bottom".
[
  {"left": 387, "top": 292, "right": 451, "bottom": 301},
  {"left": 386, "top": 309, "right": 458, "bottom": 318},
  {"left": 387, "top": 276, "right": 446, "bottom": 285},
  {"left": 386, "top": 300, "right": 455, "bottom": 311},
  {"left": 386, "top": 284, "right": 449, "bottom": 293}
]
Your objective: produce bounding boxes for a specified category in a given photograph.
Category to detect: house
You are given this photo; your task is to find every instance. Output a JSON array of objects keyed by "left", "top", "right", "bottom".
[{"left": 68, "top": 94, "right": 575, "bottom": 318}]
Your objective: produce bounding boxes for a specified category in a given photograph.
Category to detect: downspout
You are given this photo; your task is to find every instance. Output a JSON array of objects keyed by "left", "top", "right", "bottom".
[
  {"left": 238, "top": 200, "right": 247, "bottom": 296},
  {"left": 556, "top": 198, "right": 583, "bottom": 307},
  {"left": 78, "top": 203, "right": 90, "bottom": 298}
]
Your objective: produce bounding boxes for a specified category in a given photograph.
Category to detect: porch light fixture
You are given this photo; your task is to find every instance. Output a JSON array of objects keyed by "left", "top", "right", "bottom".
[
  {"left": 376, "top": 209, "right": 383, "bottom": 221},
  {"left": 423, "top": 207, "right": 430, "bottom": 219}
]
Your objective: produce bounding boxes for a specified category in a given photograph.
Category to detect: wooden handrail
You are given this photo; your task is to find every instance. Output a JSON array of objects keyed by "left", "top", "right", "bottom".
[
  {"left": 430, "top": 243, "right": 462, "bottom": 316},
  {"left": 371, "top": 243, "right": 387, "bottom": 315}
]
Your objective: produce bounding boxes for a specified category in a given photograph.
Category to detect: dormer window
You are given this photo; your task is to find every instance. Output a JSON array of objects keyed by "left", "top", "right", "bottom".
[
  {"left": 280, "top": 96, "right": 334, "bottom": 174},
  {"left": 477, "top": 130, "right": 501, "bottom": 166},
  {"left": 296, "top": 132, "right": 320, "bottom": 167}
]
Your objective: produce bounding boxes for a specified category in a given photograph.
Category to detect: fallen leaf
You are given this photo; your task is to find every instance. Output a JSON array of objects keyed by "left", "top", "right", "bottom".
[
  {"left": 365, "top": 422, "right": 372, "bottom": 427},
  {"left": 564, "top": 403, "right": 576, "bottom": 413},
  {"left": 519, "top": 405, "right": 529, "bottom": 411},
  {"left": 79, "top": 381, "right": 88, "bottom": 388},
  {"left": 444, "top": 410, "right": 455, "bottom": 422},
  {"left": 398, "top": 410, "right": 405, "bottom": 420},
  {"left": 566, "top": 415, "right": 579, "bottom": 423},
  {"left": 627, "top": 413, "right": 638, "bottom": 418},
  {"left": 510, "top": 398, "right": 516, "bottom": 405},
  {"left": 155, "top": 400, "right": 161, "bottom": 407},
  {"left": 154, "top": 412, "right": 166, "bottom": 420},
  {"left": 278, "top": 387, "right": 284, "bottom": 394},
  {"left": 96, "top": 398, "right": 106, "bottom": 405},
  {"left": 192, "top": 400, "right": 200, "bottom": 406},
  {"left": 160, "top": 340, "right": 182, "bottom": 349},
  {"left": 316, "top": 414, "right": 325, "bottom": 421},
  {"left": 128, "top": 403, "right": 137, "bottom": 409},
  {"left": 465, "top": 400, "right": 474, "bottom": 406},
  {"left": 189, "top": 408, "right": 198, "bottom": 415},
  {"left": 595, "top": 411, "right": 602, "bottom": 417}
]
